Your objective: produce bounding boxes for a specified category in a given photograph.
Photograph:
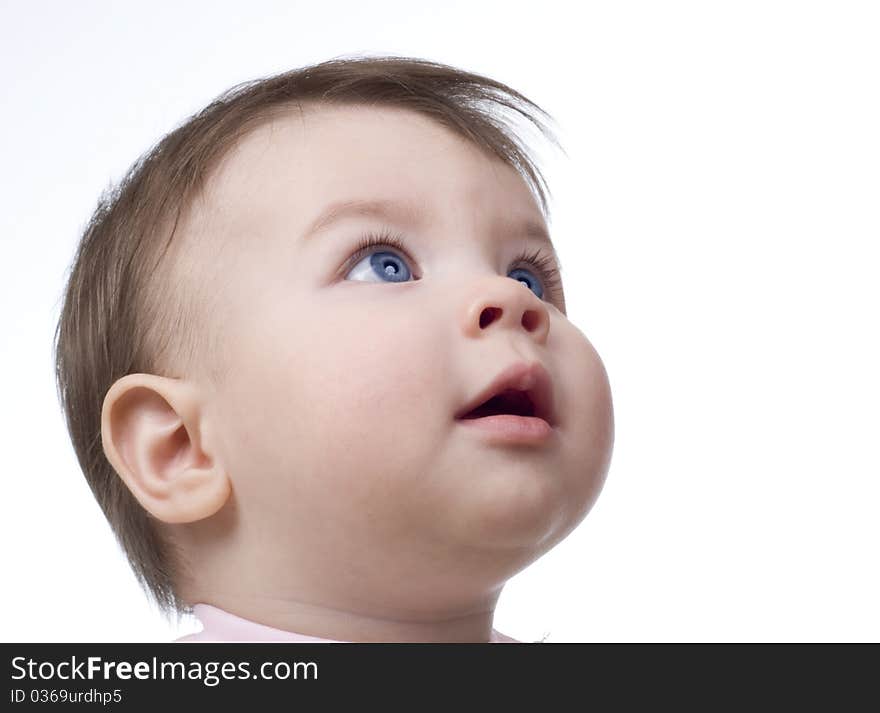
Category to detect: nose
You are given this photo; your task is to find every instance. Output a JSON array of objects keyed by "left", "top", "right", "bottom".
[{"left": 461, "top": 275, "right": 551, "bottom": 344}]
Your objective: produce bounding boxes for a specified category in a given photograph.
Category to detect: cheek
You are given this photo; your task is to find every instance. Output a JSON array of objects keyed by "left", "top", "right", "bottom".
[
  {"left": 301, "top": 311, "right": 449, "bottom": 472},
  {"left": 215, "top": 295, "right": 451, "bottom": 511},
  {"left": 554, "top": 327, "right": 615, "bottom": 525}
]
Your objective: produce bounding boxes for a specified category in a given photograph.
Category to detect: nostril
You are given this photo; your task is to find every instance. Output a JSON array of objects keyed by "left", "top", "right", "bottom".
[
  {"left": 479, "top": 307, "right": 502, "bottom": 329},
  {"left": 522, "top": 309, "right": 542, "bottom": 332}
]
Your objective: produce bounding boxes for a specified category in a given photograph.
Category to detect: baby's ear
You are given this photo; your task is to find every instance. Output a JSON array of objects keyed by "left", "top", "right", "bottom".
[{"left": 100, "top": 373, "right": 230, "bottom": 524}]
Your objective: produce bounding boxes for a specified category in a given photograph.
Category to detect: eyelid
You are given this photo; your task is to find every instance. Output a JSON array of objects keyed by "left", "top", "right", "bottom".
[
  {"left": 339, "top": 230, "right": 414, "bottom": 278},
  {"left": 509, "top": 246, "right": 564, "bottom": 304}
]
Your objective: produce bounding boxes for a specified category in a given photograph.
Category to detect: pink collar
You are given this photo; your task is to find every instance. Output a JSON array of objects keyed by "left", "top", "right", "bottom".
[{"left": 176, "top": 603, "right": 518, "bottom": 643}]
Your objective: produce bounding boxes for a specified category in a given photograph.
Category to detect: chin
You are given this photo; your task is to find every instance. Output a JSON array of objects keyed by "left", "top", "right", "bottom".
[{"left": 467, "top": 482, "right": 569, "bottom": 550}]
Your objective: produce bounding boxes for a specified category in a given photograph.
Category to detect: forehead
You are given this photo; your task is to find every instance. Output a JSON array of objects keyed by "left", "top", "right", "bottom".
[{"left": 194, "top": 104, "right": 547, "bottom": 252}]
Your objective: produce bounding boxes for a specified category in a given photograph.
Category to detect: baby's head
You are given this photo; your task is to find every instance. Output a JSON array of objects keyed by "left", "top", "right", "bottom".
[{"left": 54, "top": 55, "right": 614, "bottom": 640}]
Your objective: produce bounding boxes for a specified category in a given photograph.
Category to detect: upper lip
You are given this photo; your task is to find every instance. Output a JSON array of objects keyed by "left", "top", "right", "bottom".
[{"left": 455, "top": 361, "right": 556, "bottom": 426}]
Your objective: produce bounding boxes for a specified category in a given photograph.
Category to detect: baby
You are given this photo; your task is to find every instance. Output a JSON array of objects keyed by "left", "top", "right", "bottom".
[{"left": 54, "top": 55, "right": 615, "bottom": 643}]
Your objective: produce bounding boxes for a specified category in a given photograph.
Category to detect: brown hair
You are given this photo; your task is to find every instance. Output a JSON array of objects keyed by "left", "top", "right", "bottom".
[{"left": 53, "top": 54, "right": 562, "bottom": 617}]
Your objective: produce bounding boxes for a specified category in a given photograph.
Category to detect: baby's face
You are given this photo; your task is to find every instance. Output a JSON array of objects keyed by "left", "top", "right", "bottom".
[{"left": 185, "top": 104, "right": 613, "bottom": 613}]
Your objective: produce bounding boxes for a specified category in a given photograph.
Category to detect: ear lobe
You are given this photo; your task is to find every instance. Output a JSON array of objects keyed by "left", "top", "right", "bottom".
[{"left": 101, "top": 373, "right": 230, "bottom": 524}]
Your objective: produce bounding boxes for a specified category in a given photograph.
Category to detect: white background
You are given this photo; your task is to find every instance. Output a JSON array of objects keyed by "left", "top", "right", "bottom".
[{"left": 1, "top": 0, "right": 878, "bottom": 642}]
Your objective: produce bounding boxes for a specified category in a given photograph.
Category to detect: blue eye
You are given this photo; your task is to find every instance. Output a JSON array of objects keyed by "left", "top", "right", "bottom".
[
  {"left": 343, "top": 231, "right": 563, "bottom": 305},
  {"left": 508, "top": 267, "right": 544, "bottom": 300},
  {"left": 346, "top": 247, "right": 413, "bottom": 283},
  {"left": 509, "top": 246, "right": 563, "bottom": 304},
  {"left": 343, "top": 232, "right": 415, "bottom": 284}
]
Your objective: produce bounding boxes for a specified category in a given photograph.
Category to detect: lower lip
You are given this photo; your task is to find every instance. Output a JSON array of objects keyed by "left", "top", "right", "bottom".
[{"left": 455, "top": 415, "right": 555, "bottom": 444}]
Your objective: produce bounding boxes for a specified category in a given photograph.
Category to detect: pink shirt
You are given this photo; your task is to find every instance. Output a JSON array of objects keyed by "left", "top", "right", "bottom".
[{"left": 176, "top": 604, "right": 519, "bottom": 643}]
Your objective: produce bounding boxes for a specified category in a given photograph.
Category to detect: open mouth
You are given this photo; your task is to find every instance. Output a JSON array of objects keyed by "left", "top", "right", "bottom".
[
  {"left": 454, "top": 361, "right": 556, "bottom": 429},
  {"left": 458, "top": 389, "right": 537, "bottom": 420}
]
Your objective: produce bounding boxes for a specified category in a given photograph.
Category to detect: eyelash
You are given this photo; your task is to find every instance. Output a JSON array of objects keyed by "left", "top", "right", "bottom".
[{"left": 345, "top": 230, "right": 564, "bottom": 304}]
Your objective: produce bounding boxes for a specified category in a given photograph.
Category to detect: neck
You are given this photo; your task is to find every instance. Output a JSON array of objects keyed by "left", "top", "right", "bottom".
[{"left": 194, "top": 590, "right": 502, "bottom": 643}]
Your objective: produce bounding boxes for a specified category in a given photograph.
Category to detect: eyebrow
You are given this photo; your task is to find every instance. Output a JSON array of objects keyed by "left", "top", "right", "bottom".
[{"left": 301, "top": 197, "right": 556, "bottom": 253}]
